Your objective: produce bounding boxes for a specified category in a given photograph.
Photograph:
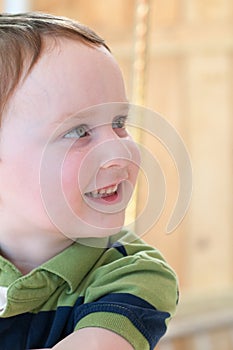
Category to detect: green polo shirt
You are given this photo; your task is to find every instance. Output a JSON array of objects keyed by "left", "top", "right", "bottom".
[{"left": 0, "top": 230, "right": 178, "bottom": 350}]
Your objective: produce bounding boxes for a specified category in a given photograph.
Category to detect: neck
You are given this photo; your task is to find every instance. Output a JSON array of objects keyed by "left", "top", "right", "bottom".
[{"left": 0, "top": 230, "right": 73, "bottom": 275}]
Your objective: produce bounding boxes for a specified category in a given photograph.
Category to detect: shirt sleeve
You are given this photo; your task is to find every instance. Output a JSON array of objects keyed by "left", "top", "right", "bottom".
[{"left": 74, "top": 230, "right": 179, "bottom": 350}]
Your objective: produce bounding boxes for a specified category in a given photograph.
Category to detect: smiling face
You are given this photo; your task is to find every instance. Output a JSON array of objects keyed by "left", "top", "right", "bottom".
[{"left": 0, "top": 39, "right": 140, "bottom": 241}]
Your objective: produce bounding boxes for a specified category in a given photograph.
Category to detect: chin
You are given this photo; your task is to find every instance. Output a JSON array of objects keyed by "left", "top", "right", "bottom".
[
  {"left": 59, "top": 217, "right": 124, "bottom": 239},
  {"left": 82, "top": 222, "right": 124, "bottom": 238},
  {"left": 70, "top": 225, "right": 124, "bottom": 249}
]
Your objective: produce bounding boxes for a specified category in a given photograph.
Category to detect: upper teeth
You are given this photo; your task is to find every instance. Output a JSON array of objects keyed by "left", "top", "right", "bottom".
[{"left": 86, "top": 184, "right": 118, "bottom": 198}]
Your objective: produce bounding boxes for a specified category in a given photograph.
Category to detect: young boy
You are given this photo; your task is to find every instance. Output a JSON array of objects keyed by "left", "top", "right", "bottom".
[{"left": 0, "top": 12, "right": 178, "bottom": 350}]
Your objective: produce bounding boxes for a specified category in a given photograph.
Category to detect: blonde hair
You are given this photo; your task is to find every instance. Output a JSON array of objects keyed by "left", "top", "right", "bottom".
[{"left": 0, "top": 12, "right": 109, "bottom": 123}]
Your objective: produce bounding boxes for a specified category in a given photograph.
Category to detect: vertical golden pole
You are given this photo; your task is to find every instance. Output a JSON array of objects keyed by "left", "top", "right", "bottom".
[
  {"left": 132, "top": 0, "right": 151, "bottom": 106},
  {"left": 125, "top": 0, "right": 151, "bottom": 229}
]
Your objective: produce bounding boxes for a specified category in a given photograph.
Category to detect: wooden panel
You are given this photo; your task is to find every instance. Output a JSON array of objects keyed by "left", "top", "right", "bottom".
[
  {"left": 184, "top": 0, "right": 232, "bottom": 22},
  {"left": 183, "top": 52, "right": 233, "bottom": 291},
  {"left": 159, "top": 291, "right": 233, "bottom": 350},
  {"left": 32, "top": 0, "right": 135, "bottom": 44}
]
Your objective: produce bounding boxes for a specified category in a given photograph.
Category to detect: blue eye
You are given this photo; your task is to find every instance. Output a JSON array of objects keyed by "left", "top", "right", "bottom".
[
  {"left": 112, "top": 116, "right": 128, "bottom": 137},
  {"left": 64, "top": 125, "right": 90, "bottom": 139},
  {"left": 112, "top": 116, "right": 127, "bottom": 129}
]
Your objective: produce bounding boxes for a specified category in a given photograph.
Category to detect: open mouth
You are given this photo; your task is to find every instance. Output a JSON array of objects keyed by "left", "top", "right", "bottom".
[{"left": 85, "top": 184, "right": 119, "bottom": 201}]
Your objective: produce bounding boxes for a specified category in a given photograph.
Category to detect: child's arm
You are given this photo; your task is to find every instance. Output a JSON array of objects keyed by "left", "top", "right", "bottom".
[
  {"left": 35, "top": 327, "right": 134, "bottom": 350},
  {"left": 52, "top": 327, "right": 134, "bottom": 349}
]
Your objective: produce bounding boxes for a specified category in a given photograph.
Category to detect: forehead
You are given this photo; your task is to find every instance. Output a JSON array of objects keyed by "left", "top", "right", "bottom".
[{"left": 4, "top": 38, "right": 127, "bottom": 128}]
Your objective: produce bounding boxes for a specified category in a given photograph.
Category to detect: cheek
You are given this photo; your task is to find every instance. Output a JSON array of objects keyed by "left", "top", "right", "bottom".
[
  {"left": 0, "top": 156, "right": 46, "bottom": 220},
  {"left": 128, "top": 142, "right": 141, "bottom": 183},
  {"left": 61, "top": 151, "right": 87, "bottom": 203},
  {"left": 2, "top": 156, "right": 39, "bottom": 194},
  {"left": 61, "top": 161, "right": 79, "bottom": 195}
]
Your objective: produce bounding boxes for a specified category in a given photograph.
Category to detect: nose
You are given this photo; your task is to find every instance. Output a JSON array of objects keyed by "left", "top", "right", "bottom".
[
  {"left": 96, "top": 127, "right": 133, "bottom": 169},
  {"left": 78, "top": 125, "right": 141, "bottom": 192},
  {"left": 100, "top": 142, "right": 132, "bottom": 170},
  {"left": 95, "top": 135, "right": 136, "bottom": 190}
]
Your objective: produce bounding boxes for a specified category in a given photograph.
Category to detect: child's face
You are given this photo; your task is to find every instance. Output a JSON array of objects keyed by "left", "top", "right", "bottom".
[{"left": 0, "top": 39, "right": 140, "bottom": 240}]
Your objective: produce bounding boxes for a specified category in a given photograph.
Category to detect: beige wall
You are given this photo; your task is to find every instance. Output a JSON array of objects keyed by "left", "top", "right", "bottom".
[{"left": 0, "top": 0, "right": 232, "bottom": 297}]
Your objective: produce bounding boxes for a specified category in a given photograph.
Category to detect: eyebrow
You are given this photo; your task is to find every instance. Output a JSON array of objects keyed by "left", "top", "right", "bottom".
[{"left": 51, "top": 103, "right": 130, "bottom": 127}]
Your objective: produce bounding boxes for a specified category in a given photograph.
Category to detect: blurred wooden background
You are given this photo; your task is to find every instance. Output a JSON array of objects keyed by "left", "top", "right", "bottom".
[{"left": 0, "top": 1, "right": 232, "bottom": 349}]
